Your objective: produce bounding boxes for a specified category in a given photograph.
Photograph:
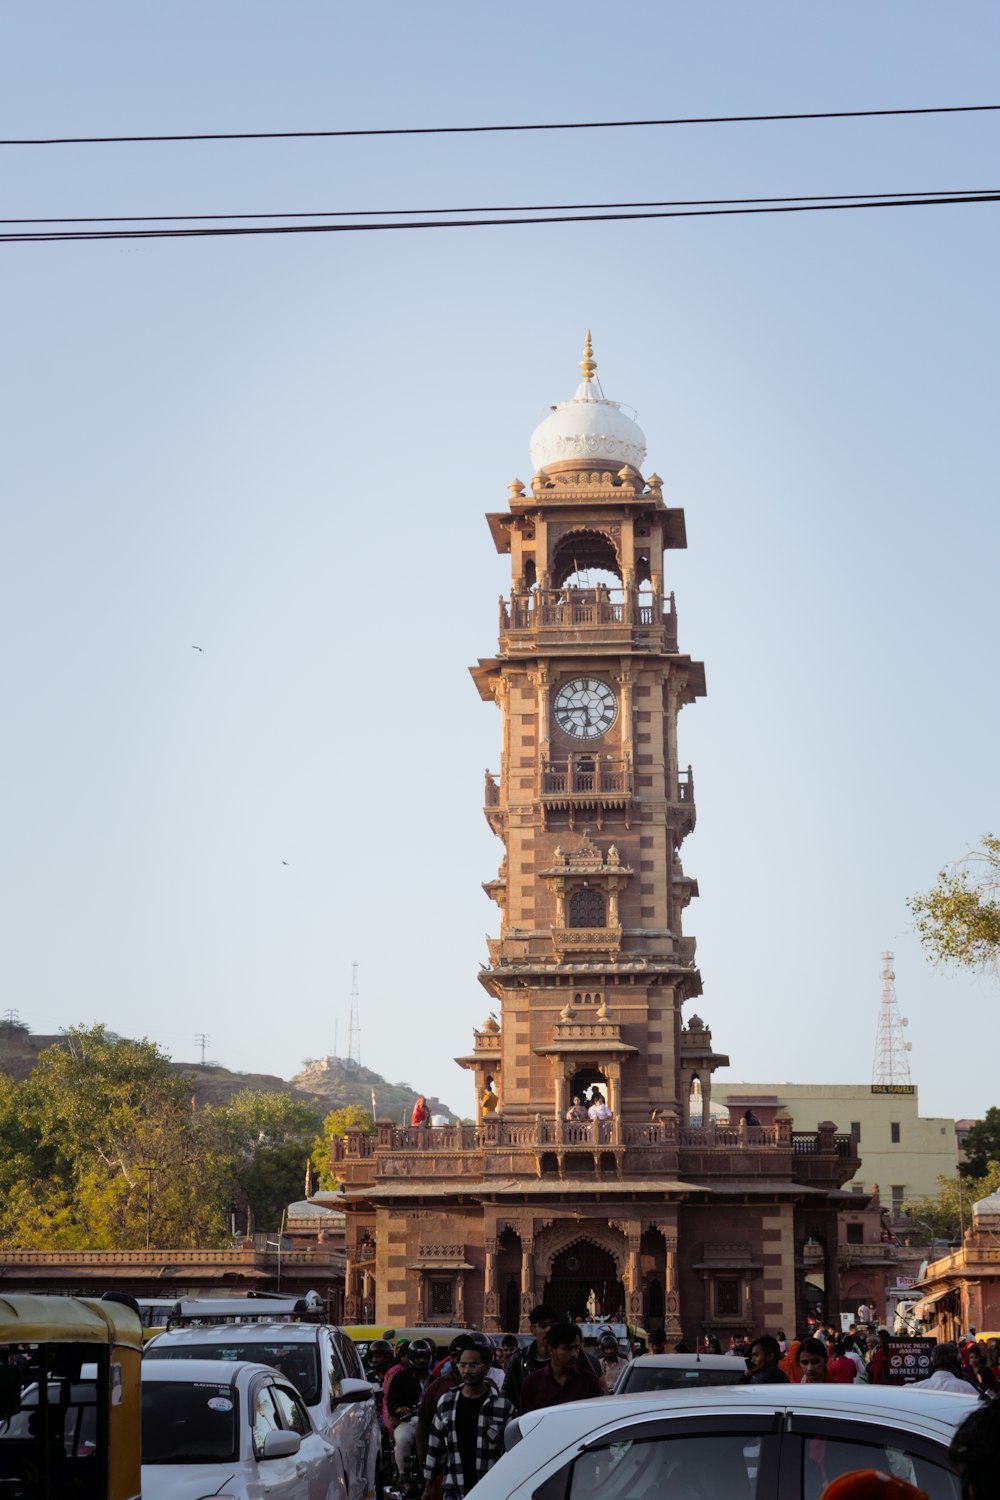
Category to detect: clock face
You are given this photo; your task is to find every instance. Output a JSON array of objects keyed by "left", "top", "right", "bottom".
[{"left": 553, "top": 677, "right": 618, "bottom": 740}]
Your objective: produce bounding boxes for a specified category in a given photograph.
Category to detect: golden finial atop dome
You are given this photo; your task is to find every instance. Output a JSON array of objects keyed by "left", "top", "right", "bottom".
[{"left": 579, "top": 329, "right": 597, "bottom": 383}]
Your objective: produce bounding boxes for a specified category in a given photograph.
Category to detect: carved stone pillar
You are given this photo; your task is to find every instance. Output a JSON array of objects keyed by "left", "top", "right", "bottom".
[
  {"left": 664, "top": 1235, "right": 681, "bottom": 1339},
  {"left": 520, "top": 1235, "right": 535, "bottom": 1328},
  {"left": 484, "top": 1237, "right": 499, "bottom": 1330},
  {"left": 606, "top": 1060, "right": 622, "bottom": 1118},
  {"left": 344, "top": 1260, "right": 359, "bottom": 1323},
  {"left": 532, "top": 663, "right": 551, "bottom": 764},
  {"left": 618, "top": 664, "right": 634, "bottom": 766},
  {"left": 626, "top": 1229, "right": 642, "bottom": 1320}
]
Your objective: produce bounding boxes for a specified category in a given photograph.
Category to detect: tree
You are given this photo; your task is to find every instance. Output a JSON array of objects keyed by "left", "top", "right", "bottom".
[
  {"left": 209, "top": 1090, "right": 323, "bottom": 1234},
  {"left": 908, "top": 834, "right": 1000, "bottom": 972},
  {"left": 902, "top": 1162, "right": 1000, "bottom": 1243},
  {"left": 958, "top": 1107, "right": 1000, "bottom": 1178},
  {"left": 311, "top": 1105, "right": 374, "bottom": 1191},
  {"left": 0, "top": 1024, "right": 229, "bottom": 1249}
]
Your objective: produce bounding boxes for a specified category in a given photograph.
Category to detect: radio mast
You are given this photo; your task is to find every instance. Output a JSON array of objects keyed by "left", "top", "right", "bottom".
[
  {"left": 872, "top": 950, "right": 912, "bottom": 1086},
  {"left": 347, "top": 960, "right": 361, "bottom": 1065}
]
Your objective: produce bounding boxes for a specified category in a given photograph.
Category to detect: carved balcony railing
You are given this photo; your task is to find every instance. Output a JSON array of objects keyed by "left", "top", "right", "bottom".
[
  {"left": 330, "top": 1117, "right": 859, "bottom": 1194},
  {"left": 541, "top": 758, "right": 632, "bottom": 809},
  {"left": 499, "top": 588, "right": 678, "bottom": 650}
]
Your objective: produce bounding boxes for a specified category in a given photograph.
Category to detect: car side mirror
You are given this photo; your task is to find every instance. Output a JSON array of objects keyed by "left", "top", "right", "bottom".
[
  {"left": 261, "top": 1430, "right": 301, "bottom": 1459},
  {"left": 333, "top": 1377, "right": 380, "bottom": 1407}
]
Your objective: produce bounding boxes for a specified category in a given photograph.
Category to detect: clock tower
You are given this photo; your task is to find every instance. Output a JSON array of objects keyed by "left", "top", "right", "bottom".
[
  {"left": 333, "top": 338, "right": 860, "bottom": 1341},
  {"left": 468, "top": 333, "right": 711, "bottom": 1130}
]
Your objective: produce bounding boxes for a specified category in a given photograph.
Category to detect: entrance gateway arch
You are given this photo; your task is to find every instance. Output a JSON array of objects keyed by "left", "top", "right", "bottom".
[{"left": 545, "top": 1238, "right": 625, "bottom": 1322}]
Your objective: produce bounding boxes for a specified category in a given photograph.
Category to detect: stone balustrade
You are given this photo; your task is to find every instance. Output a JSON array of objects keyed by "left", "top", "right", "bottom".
[{"left": 333, "top": 1116, "right": 858, "bottom": 1190}]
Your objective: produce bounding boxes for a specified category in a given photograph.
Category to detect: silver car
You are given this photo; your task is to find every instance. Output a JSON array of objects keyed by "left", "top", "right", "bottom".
[
  {"left": 468, "top": 1383, "right": 974, "bottom": 1499},
  {"left": 141, "top": 1358, "right": 343, "bottom": 1500},
  {"left": 146, "top": 1318, "right": 379, "bottom": 1499}
]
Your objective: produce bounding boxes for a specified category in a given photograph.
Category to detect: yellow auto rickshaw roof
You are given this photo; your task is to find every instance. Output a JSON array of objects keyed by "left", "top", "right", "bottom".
[{"left": 0, "top": 1294, "right": 142, "bottom": 1351}]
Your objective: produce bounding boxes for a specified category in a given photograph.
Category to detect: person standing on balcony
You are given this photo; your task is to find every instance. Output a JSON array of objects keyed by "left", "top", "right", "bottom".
[
  {"left": 565, "top": 1095, "right": 589, "bottom": 1122},
  {"left": 412, "top": 1095, "right": 430, "bottom": 1129},
  {"left": 481, "top": 1078, "right": 498, "bottom": 1115},
  {"left": 587, "top": 1090, "right": 612, "bottom": 1121}
]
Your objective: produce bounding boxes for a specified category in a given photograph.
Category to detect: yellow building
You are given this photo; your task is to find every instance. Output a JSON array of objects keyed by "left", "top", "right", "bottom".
[{"left": 713, "top": 1083, "right": 956, "bottom": 1214}]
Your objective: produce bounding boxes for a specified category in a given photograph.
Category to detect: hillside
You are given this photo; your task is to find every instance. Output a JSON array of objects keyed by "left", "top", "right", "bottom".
[
  {"left": 0, "top": 1025, "right": 459, "bottom": 1121},
  {"left": 292, "top": 1055, "right": 460, "bottom": 1123}
]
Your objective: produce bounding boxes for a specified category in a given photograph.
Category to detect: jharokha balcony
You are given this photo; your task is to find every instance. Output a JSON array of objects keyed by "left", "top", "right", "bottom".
[
  {"left": 499, "top": 587, "right": 678, "bottom": 651},
  {"left": 331, "top": 1115, "right": 859, "bottom": 1191}
]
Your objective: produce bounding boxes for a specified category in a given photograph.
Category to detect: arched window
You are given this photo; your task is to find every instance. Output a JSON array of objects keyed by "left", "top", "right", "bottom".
[{"left": 568, "top": 888, "right": 606, "bottom": 928}]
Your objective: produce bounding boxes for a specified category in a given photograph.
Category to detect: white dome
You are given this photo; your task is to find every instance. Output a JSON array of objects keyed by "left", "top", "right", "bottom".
[{"left": 529, "top": 334, "right": 646, "bottom": 475}]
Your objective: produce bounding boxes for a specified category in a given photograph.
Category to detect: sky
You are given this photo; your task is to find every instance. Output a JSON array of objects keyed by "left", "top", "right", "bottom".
[{"left": 2, "top": 3, "right": 998, "bottom": 1126}]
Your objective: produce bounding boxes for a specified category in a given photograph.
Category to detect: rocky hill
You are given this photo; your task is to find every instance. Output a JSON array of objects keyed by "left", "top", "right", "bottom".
[
  {"left": 0, "top": 1024, "right": 459, "bottom": 1122},
  {"left": 291, "top": 1055, "right": 459, "bottom": 1123}
]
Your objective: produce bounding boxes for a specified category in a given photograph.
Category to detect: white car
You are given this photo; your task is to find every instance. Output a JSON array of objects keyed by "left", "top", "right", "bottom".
[
  {"left": 141, "top": 1357, "right": 343, "bottom": 1500},
  {"left": 468, "top": 1383, "right": 973, "bottom": 1499},
  {"left": 614, "top": 1351, "right": 747, "bottom": 1393},
  {"left": 145, "top": 1312, "right": 380, "bottom": 1499}
]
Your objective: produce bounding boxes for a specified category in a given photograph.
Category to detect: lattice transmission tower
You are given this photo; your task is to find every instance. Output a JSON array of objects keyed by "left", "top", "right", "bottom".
[
  {"left": 346, "top": 960, "right": 361, "bottom": 1065},
  {"left": 871, "top": 950, "right": 912, "bottom": 1086}
]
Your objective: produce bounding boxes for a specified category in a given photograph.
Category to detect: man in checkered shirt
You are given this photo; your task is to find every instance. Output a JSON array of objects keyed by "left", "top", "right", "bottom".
[{"left": 422, "top": 1334, "right": 514, "bottom": 1499}]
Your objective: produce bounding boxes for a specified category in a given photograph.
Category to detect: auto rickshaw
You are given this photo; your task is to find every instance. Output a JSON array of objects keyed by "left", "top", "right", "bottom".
[{"left": 0, "top": 1291, "right": 142, "bottom": 1499}]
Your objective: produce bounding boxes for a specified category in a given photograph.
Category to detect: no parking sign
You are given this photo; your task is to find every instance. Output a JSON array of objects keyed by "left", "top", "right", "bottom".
[{"left": 886, "top": 1336, "right": 936, "bottom": 1384}]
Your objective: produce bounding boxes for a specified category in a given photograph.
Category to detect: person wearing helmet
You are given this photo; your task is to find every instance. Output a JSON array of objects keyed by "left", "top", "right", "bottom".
[
  {"left": 388, "top": 1339, "right": 437, "bottom": 1493},
  {"left": 366, "top": 1337, "right": 395, "bottom": 1384},
  {"left": 598, "top": 1329, "right": 627, "bottom": 1391}
]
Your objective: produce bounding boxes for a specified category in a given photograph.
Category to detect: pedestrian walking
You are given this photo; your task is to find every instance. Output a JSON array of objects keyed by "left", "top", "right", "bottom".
[
  {"left": 422, "top": 1341, "right": 514, "bottom": 1500},
  {"left": 520, "top": 1323, "right": 604, "bottom": 1411}
]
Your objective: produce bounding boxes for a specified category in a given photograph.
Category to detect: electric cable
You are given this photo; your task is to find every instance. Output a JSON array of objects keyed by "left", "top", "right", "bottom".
[
  {"left": 1, "top": 102, "right": 998, "bottom": 147},
  {"left": 1, "top": 190, "right": 997, "bottom": 243},
  {"left": 0, "top": 185, "right": 993, "bottom": 227}
]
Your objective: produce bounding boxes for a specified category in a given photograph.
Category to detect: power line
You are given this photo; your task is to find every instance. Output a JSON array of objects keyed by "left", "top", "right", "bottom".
[
  {"left": 2, "top": 102, "right": 998, "bottom": 147},
  {"left": 1, "top": 185, "right": 993, "bottom": 227},
  {"left": 1, "top": 190, "right": 997, "bottom": 244}
]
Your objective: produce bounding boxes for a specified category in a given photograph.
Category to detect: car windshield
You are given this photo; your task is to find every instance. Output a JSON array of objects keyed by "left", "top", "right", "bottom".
[
  {"left": 145, "top": 1341, "right": 321, "bottom": 1404},
  {"left": 141, "top": 1380, "right": 238, "bottom": 1464},
  {"left": 618, "top": 1365, "right": 744, "bottom": 1391}
]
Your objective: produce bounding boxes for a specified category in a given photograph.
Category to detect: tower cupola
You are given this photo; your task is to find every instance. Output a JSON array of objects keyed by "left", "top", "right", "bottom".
[{"left": 528, "top": 331, "right": 647, "bottom": 476}]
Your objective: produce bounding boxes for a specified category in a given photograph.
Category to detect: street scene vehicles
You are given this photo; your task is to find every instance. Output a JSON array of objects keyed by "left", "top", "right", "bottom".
[
  {"left": 0, "top": 1291, "right": 143, "bottom": 1500},
  {"left": 145, "top": 1297, "right": 379, "bottom": 1500},
  {"left": 468, "top": 1384, "right": 969, "bottom": 1499},
  {"left": 141, "top": 1356, "right": 343, "bottom": 1500}
]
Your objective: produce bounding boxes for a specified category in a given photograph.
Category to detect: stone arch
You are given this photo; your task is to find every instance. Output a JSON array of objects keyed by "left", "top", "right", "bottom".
[
  {"left": 552, "top": 528, "right": 621, "bottom": 587},
  {"left": 534, "top": 1220, "right": 627, "bottom": 1284}
]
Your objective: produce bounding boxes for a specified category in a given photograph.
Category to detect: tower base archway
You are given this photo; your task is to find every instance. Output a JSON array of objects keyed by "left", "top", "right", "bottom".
[{"left": 544, "top": 1240, "right": 625, "bottom": 1323}]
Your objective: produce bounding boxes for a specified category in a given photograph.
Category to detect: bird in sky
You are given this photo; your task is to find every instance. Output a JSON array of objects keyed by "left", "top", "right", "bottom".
[
  {"left": 282, "top": 860, "right": 289, "bottom": 866},
  {"left": 191, "top": 645, "right": 204, "bottom": 652}
]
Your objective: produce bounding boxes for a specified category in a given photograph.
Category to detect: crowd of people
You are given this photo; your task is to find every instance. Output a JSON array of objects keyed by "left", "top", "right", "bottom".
[
  {"left": 364, "top": 1304, "right": 625, "bottom": 1499},
  {"left": 718, "top": 1323, "right": 1000, "bottom": 1393},
  {"left": 363, "top": 1313, "right": 1000, "bottom": 1500}
]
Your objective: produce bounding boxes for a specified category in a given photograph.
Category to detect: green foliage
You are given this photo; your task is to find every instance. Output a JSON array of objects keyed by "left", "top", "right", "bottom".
[
  {"left": 209, "top": 1090, "right": 323, "bottom": 1234},
  {"left": 0, "top": 1025, "right": 226, "bottom": 1249},
  {"left": 908, "top": 834, "right": 1000, "bottom": 971},
  {"left": 958, "top": 1107, "right": 1000, "bottom": 1179},
  {"left": 311, "top": 1106, "right": 374, "bottom": 1191},
  {"left": 902, "top": 1161, "right": 1000, "bottom": 1243}
]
